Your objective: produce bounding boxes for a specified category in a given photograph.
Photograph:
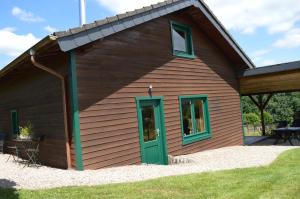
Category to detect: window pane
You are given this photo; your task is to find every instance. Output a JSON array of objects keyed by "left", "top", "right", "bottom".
[
  {"left": 172, "top": 28, "right": 187, "bottom": 52},
  {"left": 194, "top": 100, "right": 206, "bottom": 133},
  {"left": 182, "top": 100, "right": 193, "bottom": 136},
  {"left": 141, "top": 105, "right": 156, "bottom": 142}
]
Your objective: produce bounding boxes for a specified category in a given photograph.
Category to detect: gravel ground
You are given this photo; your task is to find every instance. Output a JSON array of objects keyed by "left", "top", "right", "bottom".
[{"left": 0, "top": 146, "right": 298, "bottom": 190}]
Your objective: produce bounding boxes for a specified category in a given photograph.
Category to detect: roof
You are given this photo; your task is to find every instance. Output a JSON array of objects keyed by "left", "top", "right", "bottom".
[
  {"left": 54, "top": 0, "right": 255, "bottom": 68},
  {"left": 241, "top": 60, "right": 300, "bottom": 77},
  {"left": 0, "top": 0, "right": 255, "bottom": 77}
]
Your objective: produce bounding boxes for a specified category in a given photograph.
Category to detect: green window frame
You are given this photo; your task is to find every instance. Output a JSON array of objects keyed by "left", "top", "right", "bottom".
[
  {"left": 170, "top": 21, "right": 195, "bottom": 59},
  {"left": 179, "top": 95, "right": 211, "bottom": 145},
  {"left": 10, "top": 110, "right": 19, "bottom": 136}
]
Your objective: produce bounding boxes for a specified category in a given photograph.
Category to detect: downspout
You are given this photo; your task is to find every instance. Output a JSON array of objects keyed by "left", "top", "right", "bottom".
[{"left": 30, "top": 49, "right": 72, "bottom": 169}]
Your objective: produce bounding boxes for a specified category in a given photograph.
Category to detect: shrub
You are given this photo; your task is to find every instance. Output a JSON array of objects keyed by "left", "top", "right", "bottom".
[
  {"left": 264, "top": 112, "right": 274, "bottom": 125},
  {"left": 244, "top": 113, "right": 260, "bottom": 126},
  {"left": 19, "top": 121, "right": 34, "bottom": 138}
]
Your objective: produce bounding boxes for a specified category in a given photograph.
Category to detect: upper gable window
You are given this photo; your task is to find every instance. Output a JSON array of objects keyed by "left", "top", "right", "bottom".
[{"left": 171, "top": 21, "right": 195, "bottom": 59}]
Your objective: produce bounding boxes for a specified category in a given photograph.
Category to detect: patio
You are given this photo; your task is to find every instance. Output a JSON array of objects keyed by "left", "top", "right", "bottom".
[{"left": 246, "top": 136, "right": 300, "bottom": 146}]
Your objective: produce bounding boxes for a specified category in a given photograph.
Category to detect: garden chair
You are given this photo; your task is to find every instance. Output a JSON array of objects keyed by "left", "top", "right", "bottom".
[
  {"left": 25, "top": 135, "right": 45, "bottom": 167},
  {"left": 291, "top": 119, "right": 300, "bottom": 141},
  {"left": 291, "top": 119, "right": 300, "bottom": 127},
  {"left": 276, "top": 121, "right": 288, "bottom": 128},
  {"left": 6, "top": 145, "right": 20, "bottom": 163}
]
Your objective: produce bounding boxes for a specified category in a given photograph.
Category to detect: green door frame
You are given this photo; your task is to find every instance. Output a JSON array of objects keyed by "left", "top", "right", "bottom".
[{"left": 135, "top": 96, "right": 168, "bottom": 165}]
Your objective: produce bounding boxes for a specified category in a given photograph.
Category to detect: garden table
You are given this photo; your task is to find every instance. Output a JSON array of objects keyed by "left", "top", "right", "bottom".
[{"left": 273, "top": 127, "right": 300, "bottom": 145}]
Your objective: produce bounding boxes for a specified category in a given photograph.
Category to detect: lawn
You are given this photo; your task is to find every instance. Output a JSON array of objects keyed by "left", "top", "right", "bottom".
[{"left": 1, "top": 148, "right": 300, "bottom": 199}]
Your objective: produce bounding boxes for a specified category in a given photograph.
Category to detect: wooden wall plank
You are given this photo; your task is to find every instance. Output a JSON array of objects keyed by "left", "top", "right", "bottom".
[
  {"left": 76, "top": 13, "right": 243, "bottom": 170},
  {"left": 0, "top": 52, "right": 70, "bottom": 169}
]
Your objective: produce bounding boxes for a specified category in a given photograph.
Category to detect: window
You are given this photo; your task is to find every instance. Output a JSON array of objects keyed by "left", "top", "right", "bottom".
[
  {"left": 171, "top": 21, "right": 195, "bottom": 59},
  {"left": 141, "top": 105, "right": 157, "bottom": 142},
  {"left": 179, "top": 95, "right": 211, "bottom": 145},
  {"left": 10, "top": 110, "right": 19, "bottom": 135}
]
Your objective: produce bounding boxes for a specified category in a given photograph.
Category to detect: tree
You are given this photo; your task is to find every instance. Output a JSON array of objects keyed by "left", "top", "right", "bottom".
[
  {"left": 266, "top": 93, "right": 294, "bottom": 124},
  {"left": 242, "top": 92, "right": 300, "bottom": 127},
  {"left": 244, "top": 113, "right": 260, "bottom": 126},
  {"left": 263, "top": 111, "right": 273, "bottom": 125},
  {"left": 241, "top": 96, "right": 259, "bottom": 114}
]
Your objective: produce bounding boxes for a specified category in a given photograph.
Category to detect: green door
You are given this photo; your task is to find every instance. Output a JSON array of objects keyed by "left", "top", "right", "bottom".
[{"left": 136, "top": 97, "right": 168, "bottom": 165}]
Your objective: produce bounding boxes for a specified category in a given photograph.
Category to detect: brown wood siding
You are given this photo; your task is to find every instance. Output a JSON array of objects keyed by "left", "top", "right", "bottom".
[
  {"left": 0, "top": 53, "right": 69, "bottom": 169},
  {"left": 76, "top": 12, "right": 243, "bottom": 170}
]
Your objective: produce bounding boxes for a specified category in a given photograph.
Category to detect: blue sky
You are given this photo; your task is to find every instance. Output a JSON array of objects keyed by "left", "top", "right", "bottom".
[{"left": 0, "top": 0, "right": 299, "bottom": 69}]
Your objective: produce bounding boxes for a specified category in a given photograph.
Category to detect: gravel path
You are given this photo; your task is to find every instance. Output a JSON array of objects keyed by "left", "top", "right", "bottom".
[{"left": 0, "top": 146, "right": 298, "bottom": 190}]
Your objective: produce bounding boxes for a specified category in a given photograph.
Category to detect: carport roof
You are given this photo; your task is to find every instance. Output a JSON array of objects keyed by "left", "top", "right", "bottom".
[
  {"left": 241, "top": 60, "right": 300, "bottom": 77},
  {"left": 239, "top": 60, "right": 300, "bottom": 95}
]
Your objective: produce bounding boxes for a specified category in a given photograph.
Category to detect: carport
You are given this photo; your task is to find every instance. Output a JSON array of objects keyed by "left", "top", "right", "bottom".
[{"left": 239, "top": 60, "right": 300, "bottom": 143}]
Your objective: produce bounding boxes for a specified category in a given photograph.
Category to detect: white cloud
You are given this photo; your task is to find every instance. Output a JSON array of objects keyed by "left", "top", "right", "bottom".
[
  {"left": 12, "top": 6, "right": 44, "bottom": 22},
  {"left": 95, "top": 0, "right": 300, "bottom": 37},
  {"left": 251, "top": 49, "right": 271, "bottom": 58},
  {"left": 0, "top": 27, "right": 40, "bottom": 57},
  {"left": 44, "top": 25, "right": 58, "bottom": 33},
  {"left": 203, "top": 0, "right": 300, "bottom": 35},
  {"left": 273, "top": 28, "right": 300, "bottom": 48},
  {"left": 260, "top": 59, "right": 277, "bottom": 66},
  {"left": 95, "top": 0, "right": 163, "bottom": 13}
]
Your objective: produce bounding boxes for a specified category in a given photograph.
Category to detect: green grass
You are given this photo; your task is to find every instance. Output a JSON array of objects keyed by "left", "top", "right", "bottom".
[
  {"left": 1, "top": 148, "right": 300, "bottom": 199},
  {"left": 244, "top": 131, "right": 262, "bottom": 136}
]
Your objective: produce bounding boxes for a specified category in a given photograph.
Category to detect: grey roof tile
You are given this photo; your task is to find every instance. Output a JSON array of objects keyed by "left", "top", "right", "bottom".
[
  {"left": 83, "top": 23, "right": 97, "bottom": 30},
  {"left": 106, "top": 16, "right": 118, "bottom": 23},
  {"left": 99, "top": 24, "right": 115, "bottom": 37},
  {"left": 54, "top": 0, "right": 254, "bottom": 69},
  {"left": 95, "top": 18, "right": 108, "bottom": 26},
  {"left": 87, "top": 27, "right": 104, "bottom": 41},
  {"left": 117, "top": 13, "right": 127, "bottom": 20},
  {"left": 58, "top": 36, "right": 78, "bottom": 51},
  {"left": 73, "top": 31, "right": 91, "bottom": 47},
  {"left": 122, "top": 18, "right": 136, "bottom": 29},
  {"left": 112, "top": 21, "right": 126, "bottom": 32},
  {"left": 143, "top": 6, "right": 153, "bottom": 12},
  {"left": 132, "top": 15, "right": 145, "bottom": 25},
  {"left": 70, "top": 27, "right": 85, "bottom": 35},
  {"left": 135, "top": 7, "right": 146, "bottom": 15},
  {"left": 241, "top": 61, "right": 300, "bottom": 77}
]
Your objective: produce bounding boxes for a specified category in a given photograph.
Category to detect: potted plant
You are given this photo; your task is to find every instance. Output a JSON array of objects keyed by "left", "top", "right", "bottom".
[{"left": 19, "top": 121, "right": 34, "bottom": 140}]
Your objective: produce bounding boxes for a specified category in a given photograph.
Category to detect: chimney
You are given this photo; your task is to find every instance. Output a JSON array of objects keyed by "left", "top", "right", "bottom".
[{"left": 79, "top": 0, "right": 86, "bottom": 26}]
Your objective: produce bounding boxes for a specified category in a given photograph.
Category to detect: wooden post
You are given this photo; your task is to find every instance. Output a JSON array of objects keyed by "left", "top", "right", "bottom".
[
  {"left": 249, "top": 94, "right": 273, "bottom": 136},
  {"left": 258, "top": 95, "right": 266, "bottom": 135}
]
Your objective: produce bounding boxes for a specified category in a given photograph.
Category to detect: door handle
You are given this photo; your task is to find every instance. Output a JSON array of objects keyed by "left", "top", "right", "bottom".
[{"left": 156, "top": 129, "right": 160, "bottom": 137}]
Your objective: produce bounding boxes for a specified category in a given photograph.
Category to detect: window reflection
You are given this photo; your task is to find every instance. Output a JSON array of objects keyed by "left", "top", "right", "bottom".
[
  {"left": 194, "top": 100, "right": 206, "bottom": 133},
  {"left": 142, "top": 106, "right": 156, "bottom": 142},
  {"left": 182, "top": 100, "right": 193, "bottom": 136},
  {"left": 172, "top": 28, "right": 187, "bottom": 52}
]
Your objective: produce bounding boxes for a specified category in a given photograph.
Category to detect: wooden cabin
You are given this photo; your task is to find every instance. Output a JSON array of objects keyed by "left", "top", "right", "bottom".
[{"left": 0, "top": 0, "right": 255, "bottom": 170}]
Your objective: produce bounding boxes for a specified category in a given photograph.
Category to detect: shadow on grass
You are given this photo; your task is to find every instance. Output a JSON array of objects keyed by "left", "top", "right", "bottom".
[{"left": 0, "top": 179, "right": 19, "bottom": 199}]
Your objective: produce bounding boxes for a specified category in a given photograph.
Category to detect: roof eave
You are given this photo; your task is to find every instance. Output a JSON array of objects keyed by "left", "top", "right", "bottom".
[
  {"left": 55, "top": 0, "right": 255, "bottom": 69},
  {"left": 0, "top": 35, "right": 57, "bottom": 79}
]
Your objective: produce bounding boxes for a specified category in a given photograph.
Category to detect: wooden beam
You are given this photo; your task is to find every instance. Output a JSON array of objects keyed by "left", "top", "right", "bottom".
[
  {"left": 240, "top": 70, "right": 300, "bottom": 95},
  {"left": 263, "top": 94, "right": 273, "bottom": 109},
  {"left": 248, "top": 94, "right": 273, "bottom": 136},
  {"left": 249, "top": 95, "right": 260, "bottom": 108}
]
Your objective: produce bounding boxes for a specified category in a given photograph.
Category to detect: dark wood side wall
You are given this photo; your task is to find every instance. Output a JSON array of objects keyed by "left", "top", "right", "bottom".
[
  {"left": 0, "top": 53, "right": 69, "bottom": 169},
  {"left": 76, "top": 12, "right": 243, "bottom": 170}
]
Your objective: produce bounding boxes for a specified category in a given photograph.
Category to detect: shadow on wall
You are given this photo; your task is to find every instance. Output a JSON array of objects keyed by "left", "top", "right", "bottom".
[{"left": 0, "top": 179, "right": 19, "bottom": 199}]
